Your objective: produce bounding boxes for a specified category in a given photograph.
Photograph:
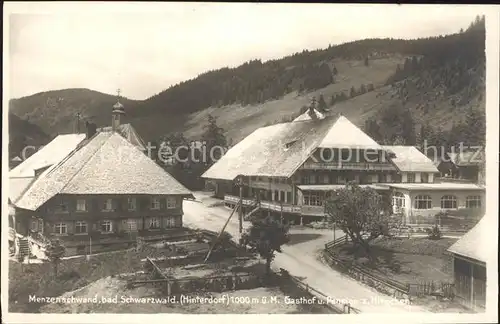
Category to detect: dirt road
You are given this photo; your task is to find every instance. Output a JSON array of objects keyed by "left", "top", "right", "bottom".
[{"left": 183, "top": 193, "right": 429, "bottom": 313}]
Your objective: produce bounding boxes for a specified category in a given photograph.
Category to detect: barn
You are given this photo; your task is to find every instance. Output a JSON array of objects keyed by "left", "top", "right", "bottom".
[{"left": 447, "top": 216, "right": 488, "bottom": 311}]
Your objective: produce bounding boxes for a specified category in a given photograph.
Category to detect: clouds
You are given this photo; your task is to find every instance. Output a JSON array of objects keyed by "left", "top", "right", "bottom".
[{"left": 6, "top": 3, "right": 481, "bottom": 100}]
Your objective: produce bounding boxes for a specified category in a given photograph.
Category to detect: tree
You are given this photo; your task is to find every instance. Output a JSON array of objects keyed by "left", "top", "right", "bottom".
[
  {"left": 45, "top": 239, "right": 66, "bottom": 277},
  {"left": 364, "top": 119, "right": 383, "bottom": 143},
  {"left": 364, "top": 57, "right": 369, "bottom": 66},
  {"left": 317, "top": 94, "right": 327, "bottom": 112},
  {"left": 325, "top": 183, "right": 396, "bottom": 262},
  {"left": 464, "top": 107, "right": 486, "bottom": 146},
  {"left": 240, "top": 215, "right": 290, "bottom": 275},
  {"left": 202, "top": 115, "right": 227, "bottom": 165}
]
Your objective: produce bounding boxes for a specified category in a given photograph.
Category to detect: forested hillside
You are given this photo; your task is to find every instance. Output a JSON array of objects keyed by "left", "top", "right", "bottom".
[
  {"left": 8, "top": 113, "right": 49, "bottom": 160},
  {"left": 9, "top": 88, "right": 140, "bottom": 135},
  {"left": 9, "top": 16, "right": 485, "bottom": 173}
]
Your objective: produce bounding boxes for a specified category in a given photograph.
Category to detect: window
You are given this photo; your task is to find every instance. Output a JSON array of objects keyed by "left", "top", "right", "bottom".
[
  {"left": 407, "top": 173, "right": 415, "bottom": 183},
  {"left": 54, "top": 223, "right": 67, "bottom": 235},
  {"left": 274, "top": 190, "right": 279, "bottom": 201},
  {"left": 421, "top": 173, "right": 429, "bottom": 183},
  {"left": 165, "top": 216, "right": 174, "bottom": 228},
  {"left": 102, "top": 199, "right": 113, "bottom": 211},
  {"left": 101, "top": 220, "right": 113, "bottom": 233},
  {"left": 127, "top": 219, "right": 138, "bottom": 232},
  {"left": 309, "top": 174, "right": 317, "bottom": 184},
  {"left": 31, "top": 220, "right": 38, "bottom": 231},
  {"left": 304, "top": 192, "right": 322, "bottom": 206},
  {"left": 76, "top": 199, "right": 87, "bottom": 212},
  {"left": 321, "top": 174, "right": 329, "bottom": 184},
  {"left": 301, "top": 176, "right": 310, "bottom": 185},
  {"left": 414, "top": 195, "right": 432, "bottom": 209},
  {"left": 286, "top": 191, "right": 292, "bottom": 203},
  {"left": 466, "top": 196, "right": 482, "bottom": 208},
  {"left": 55, "top": 201, "right": 69, "bottom": 213},
  {"left": 392, "top": 192, "right": 406, "bottom": 213},
  {"left": 338, "top": 176, "right": 346, "bottom": 184},
  {"left": 151, "top": 197, "right": 161, "bottom": 210},
  {"left": 441, "top": 195, "right": 457, "bottom": 209},
  {"left": 166, "top": 197, "right": 177, "bottom": 209},
  {"left": 127, "top": 197, "right": 137, "bottom": 211},
  {"left": 149, "top": 217, "right": 160, "bottom": 229},
  {"left": 75, "top": 221, "right": 88, "bottom": 234}
]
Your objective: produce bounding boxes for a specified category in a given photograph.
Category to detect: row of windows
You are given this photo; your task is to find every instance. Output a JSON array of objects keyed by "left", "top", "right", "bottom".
[
  {"left": 251, "top": 176, "right": 288, "bottom": 184},
  {"left": 56, "top": 197, "right": 178, "bottom": 213},
  {"left": 405, "top": 173, "right": 430, "bottom": 183},
  {"left": 411, "top": 194, "right": 482, "bottom": 210},
  {"left": 53, "top": 217, "right": 178, "bottom": 235},
  {"left": 300, "top": 173, "right": 398, "bottom": 185}
]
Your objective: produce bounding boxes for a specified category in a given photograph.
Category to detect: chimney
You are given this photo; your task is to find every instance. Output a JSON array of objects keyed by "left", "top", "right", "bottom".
[
  {"left": 112, "top": 89, "right": 125, "bottom": 132},
  {"left": 85, "top": 121, "right": 97, "bottom": 139}
]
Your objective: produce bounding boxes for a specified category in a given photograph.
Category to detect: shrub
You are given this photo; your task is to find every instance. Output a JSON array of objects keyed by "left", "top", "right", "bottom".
[{"left": 426, "top": 225, "right": 442, "bottom": 240}]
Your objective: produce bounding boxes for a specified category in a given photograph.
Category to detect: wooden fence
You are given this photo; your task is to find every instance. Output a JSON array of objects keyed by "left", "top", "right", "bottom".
[
  {"left": 323, "top": 249, "right": 410, "bottom": 300},
  {"left": 130, "top": 265, "right": 262, "bottom": 295},
  {"left": 283, "top": 270, "right": 360, "bottom": 314},
  {"left": 324, "top": 236, "right": 349, "bottom": 250},
  {"left": 323, "top": 237, "right": 455, "bottom": 301},
  {"left": 408, "top": 282, "right": 455, "bottom": 299}
]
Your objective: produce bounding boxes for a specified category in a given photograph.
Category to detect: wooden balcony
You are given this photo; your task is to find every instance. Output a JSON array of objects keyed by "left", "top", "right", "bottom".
[
  {"left": 301, "top": 205, "right": 326, "bottom": 216},
  {"left": 224, "top": 195, "right": 316, "bottom": 216},
  {"left": 301, "top": 161, "right": 395, "bottom": 171}
]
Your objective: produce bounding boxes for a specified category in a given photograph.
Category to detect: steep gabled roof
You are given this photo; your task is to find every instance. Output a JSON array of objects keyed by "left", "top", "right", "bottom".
[
  {"left": 97, "top": 123, "right": 146, "bottom": 151},
  {"left": 15, "top": 132, "right": 191, "bottom": 211},
  {"left": 319, "top": 115, "right": 382, "bottom": 150},
  {"left": 202, "top": 115, "right": 388, "bottom": 181},
  {"left": 9, "top": 133, "right": 86, "bottom": 178},
  {"left": 382, "top": 145, "right": 439, "bottom": 173},
  {"left": 202, "top": 116, "right": 339, "bottom": 181},
  {"left": 447, "top": 216, "right": 489, "bottom": 263}
]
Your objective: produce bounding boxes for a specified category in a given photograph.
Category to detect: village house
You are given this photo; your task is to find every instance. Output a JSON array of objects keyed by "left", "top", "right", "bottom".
[
  {"left": 437, "top": 150, "right": 485, "bottom": 183},
  {"left": 202, "top": 107, "right": 485, "bottom": 226},
  {"left": 447, "top": 216, "right": 488, "bottom": 311},
  {"left": 9, "top": 97, "right": 192, "bottom": 259}
]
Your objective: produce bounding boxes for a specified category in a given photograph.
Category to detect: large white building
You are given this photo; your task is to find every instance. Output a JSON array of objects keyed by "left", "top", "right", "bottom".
[{"left": 202, "top": 109, "right": 485, "bottom": 226}]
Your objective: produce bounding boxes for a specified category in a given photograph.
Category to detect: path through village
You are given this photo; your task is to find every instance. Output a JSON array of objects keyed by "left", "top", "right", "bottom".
[{"left": 183, "top": 192, "right": 429, "bottom": 313}]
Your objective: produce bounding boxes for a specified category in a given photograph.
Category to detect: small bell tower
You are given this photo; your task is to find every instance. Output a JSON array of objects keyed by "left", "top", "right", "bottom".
[{"left": 112, "top": 88, "right": 125, "bottom": 132}]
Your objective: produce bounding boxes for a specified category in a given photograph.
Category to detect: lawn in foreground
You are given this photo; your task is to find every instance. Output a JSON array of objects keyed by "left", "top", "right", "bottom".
[{"left": 333, "top": 237, "right": 458, "bottom": 284}]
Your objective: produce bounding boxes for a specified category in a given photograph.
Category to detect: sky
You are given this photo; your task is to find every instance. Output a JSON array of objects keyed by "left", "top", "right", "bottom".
[{"left": 6, "top": 3, "right": 485, "bottom": 100}]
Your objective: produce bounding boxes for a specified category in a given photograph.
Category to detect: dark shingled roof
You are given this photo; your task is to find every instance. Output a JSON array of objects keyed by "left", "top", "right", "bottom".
[{"left": 15, "top": 132, "right": 191, "bottom": 211}]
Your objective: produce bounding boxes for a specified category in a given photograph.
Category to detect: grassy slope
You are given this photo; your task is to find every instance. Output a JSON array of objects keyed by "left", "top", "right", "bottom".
[{"left": 178, "top": 56, "right": 407, "bottom": 143}]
